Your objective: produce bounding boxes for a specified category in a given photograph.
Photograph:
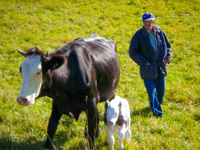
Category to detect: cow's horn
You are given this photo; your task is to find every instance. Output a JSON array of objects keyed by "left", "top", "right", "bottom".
[
  {"left": 17, "top": 49, "right": 25, "bottom": 56},
  {"left": 43, "top": 52, "right": 49, "bottom": 59}
]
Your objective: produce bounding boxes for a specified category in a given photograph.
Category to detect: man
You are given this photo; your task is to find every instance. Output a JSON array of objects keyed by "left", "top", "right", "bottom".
[{"left": 129, "top": 12, "right": 172, "bottom": 117}]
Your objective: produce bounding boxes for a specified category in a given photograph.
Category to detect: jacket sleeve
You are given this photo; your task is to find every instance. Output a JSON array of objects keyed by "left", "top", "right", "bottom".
[
  {"left": 129, "top": 32, "right": 149, "bottom": 67},
  {"left": 163, "top": 31, "right": 172, "bottom": 60}
]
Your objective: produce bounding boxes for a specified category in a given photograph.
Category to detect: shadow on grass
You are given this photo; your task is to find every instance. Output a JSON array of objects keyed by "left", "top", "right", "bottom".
[
  {"left": 131, "top": 106, "right": 152, "bottom": 117},
  {"left": 0, "top": 136, "right": 44, "bottom": 150},
  {"left": 0, "top": 128, "right": 103, "bottom": 150},
  {"left": 0, "top": 134, "right": 88, "bottom": 150}
]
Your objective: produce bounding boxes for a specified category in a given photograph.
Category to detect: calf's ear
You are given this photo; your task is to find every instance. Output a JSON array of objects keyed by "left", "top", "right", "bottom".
[
  {"left": 105, "top": 100, "right": 109, "bottom": 109},
  {"left": 118, "top": 101, "right": 122, "bottom": 108}
]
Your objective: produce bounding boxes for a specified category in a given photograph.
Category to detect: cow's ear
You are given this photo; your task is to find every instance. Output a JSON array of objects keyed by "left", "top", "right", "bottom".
[
  {"left": 47, "top": 55, "right": 67, "bottom": 71},
  {"left": 42, "top": 55, "right": 67, "bottom": 75},
  {"left": 17, "top": 49, "right": 25, "bottom": 56},
  {"left": 51, "top": 55, "right": 66, "bottom": 70}
]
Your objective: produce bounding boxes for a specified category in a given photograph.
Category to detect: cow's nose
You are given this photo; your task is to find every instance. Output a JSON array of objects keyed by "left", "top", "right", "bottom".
[
  {"left": 17, "top": 97, "right": 28, "bottom": 105},
  {"left": 107, "top": 121, "right": 113, "bottom": 126}
]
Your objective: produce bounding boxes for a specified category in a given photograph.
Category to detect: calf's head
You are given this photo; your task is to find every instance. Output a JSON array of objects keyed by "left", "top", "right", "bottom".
[{"left": 104, "top": 100, "right": 122, "bottom": 126}]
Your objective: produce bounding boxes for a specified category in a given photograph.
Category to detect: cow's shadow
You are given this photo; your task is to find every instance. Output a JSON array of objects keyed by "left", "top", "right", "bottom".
[
  {"left": 0, "top": 116, "right": 104, "bottom": 150},
  {"left": 0, "top": 131, "right": 95, "bottom": 150},
  {"left": 131, "top": 106, "right": 152, "bottom": 117},
  {"left": 0, "top": 136, "right": 45, "bottom": 150}
]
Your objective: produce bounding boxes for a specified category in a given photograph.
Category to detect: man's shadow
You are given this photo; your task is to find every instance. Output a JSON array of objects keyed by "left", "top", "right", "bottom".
[{"left": 131, "top": 106, "right": 152, "bottom": 117}]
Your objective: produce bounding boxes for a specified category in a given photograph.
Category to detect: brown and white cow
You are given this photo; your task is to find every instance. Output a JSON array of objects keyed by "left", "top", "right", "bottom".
[{"left": 17, "top": 33, "right": 120, "bottom": 149}]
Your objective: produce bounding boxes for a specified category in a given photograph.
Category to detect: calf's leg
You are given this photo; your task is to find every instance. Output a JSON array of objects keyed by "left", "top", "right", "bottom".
[
  {"left": 117, "top": 125, "right": 127, "bottom": 150},
  {"left": 108, "top": 134, "right": 115, "bottom": 150},
  {"left": 125, "top": 129, "right": 131, "bottom": 143},
  {"left": 125, "top": 118, "right": 131, "bottom": 142},
  {"left": 104, "top": 125, "right": 115, "bottom": 150}
]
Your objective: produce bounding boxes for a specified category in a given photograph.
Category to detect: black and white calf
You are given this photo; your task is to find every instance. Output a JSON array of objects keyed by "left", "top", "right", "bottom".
[{"left": 104, "top": 96, "right": 131, "bottom": 150}]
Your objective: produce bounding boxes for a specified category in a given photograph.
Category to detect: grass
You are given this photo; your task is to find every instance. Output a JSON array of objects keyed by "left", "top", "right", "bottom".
[{"left": 0, "top": 0, "right": 200, "bottom": 149}]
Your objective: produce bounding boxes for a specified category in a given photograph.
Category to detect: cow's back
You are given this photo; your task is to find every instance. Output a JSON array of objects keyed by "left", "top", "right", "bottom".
[
  {"left": 50, "top": 33, "right": 120, "bottom": 102},
  {"left": 81, "top": 33, "right": 120, "bottom": 102}
]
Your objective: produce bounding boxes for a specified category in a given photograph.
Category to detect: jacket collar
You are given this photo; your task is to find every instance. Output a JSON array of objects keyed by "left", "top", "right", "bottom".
[{"left": 142, "top": 25, "right": 161, "bottom": 37}]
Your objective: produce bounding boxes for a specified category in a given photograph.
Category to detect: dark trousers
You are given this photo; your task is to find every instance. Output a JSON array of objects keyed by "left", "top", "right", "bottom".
[{"left": 143, "top": 72, "right": 165, "bottom": 117}]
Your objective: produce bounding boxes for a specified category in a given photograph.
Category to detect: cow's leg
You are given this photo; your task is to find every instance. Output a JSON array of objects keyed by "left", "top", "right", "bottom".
[
  {"left": 44, "top": 101, "right": 62, "bottom": 149},
  {"left": 84, "top": 113, "right": 100, "bottom": 139},
  {"left": 85, "top": 96, "right": 98, "bottom": 150},
  {"left": 95, "top": 109, "right": 100, "bottom": 138}
]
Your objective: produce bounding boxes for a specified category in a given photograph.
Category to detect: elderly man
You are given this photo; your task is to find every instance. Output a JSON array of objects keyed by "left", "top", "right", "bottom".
[{"left": 129, "top": 12, "right": 172, "bottom": 117}]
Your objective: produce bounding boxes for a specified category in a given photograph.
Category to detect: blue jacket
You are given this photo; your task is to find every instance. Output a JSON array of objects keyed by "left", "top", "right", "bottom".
[{"left": 129, "top": 25, "right": 172, "bottom": 80}]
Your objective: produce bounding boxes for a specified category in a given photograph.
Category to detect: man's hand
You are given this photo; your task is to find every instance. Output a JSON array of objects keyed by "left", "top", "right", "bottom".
[
  {"left": 164, "top": 59, "right": 171, "bottom": 64},
  {"left": 145, "top": 62, "right": 150, "bottom": 68},
  {"left": 146, "top": 62, "right": 150, "bottom": 66}
]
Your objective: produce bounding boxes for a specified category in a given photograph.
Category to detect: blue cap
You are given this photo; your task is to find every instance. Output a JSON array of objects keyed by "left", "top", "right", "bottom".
[{"left": 142, "top": 12, "right": 154, "bottom": 21}]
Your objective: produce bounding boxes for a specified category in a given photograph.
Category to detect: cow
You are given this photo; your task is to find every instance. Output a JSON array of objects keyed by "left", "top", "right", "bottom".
[
  {"left": 16, "top": 33, "right": 120, "bottom": 149},
  {"left": 104, "top": 96, "right": 131, "bottom": 150}
]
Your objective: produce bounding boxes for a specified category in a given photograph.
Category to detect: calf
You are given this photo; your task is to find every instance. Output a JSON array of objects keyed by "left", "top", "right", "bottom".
[{"left": 104, "top": 96, "right": 131, "bottom": 150}]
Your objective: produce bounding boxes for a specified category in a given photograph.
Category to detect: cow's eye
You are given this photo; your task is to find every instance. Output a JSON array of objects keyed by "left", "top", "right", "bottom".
[{"left": 36, "top": 71, "right": 41, "bottom": 76}]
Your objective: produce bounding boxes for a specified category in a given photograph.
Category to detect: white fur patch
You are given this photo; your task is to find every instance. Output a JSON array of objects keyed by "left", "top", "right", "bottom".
[{"left": 17, "top": 54, "right": 42, "bottom": 105}]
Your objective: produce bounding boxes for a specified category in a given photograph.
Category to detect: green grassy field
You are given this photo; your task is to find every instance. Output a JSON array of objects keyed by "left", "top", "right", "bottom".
[{"left": 0, "top": 0, "right": 199, "bottom": 149}]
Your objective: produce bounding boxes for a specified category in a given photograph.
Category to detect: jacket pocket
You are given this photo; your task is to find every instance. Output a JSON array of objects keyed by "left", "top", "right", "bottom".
[
  {"left": 159, "top": 62, "right": 168, "bottom": 77},
  {"left": 140, "top": 64, "right": 158, "bottom": 80}
]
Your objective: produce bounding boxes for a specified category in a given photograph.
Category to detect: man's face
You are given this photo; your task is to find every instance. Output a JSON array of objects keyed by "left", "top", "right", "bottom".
[{"left": 143, "top": 19, "right": 155, "bottom": 31}]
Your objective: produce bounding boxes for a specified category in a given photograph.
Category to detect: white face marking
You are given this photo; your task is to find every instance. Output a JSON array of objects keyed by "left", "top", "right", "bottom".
[
  {"left": 17, "top": 54, "right": 42, "bottom": 105},
  {"left": 106, "top": 102, "right": 119, "bottom": 126}
]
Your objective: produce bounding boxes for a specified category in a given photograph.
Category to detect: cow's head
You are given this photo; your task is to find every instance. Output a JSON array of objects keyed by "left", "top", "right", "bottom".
[
  {"left": 17, "top": 47, "right": 68, "bottom": 106},
  {"left": 17, "top": 47, "right": 44, "bottom": 106},
  {"left": 104, "top": 100, "right": 122, "bottom": 126}
]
